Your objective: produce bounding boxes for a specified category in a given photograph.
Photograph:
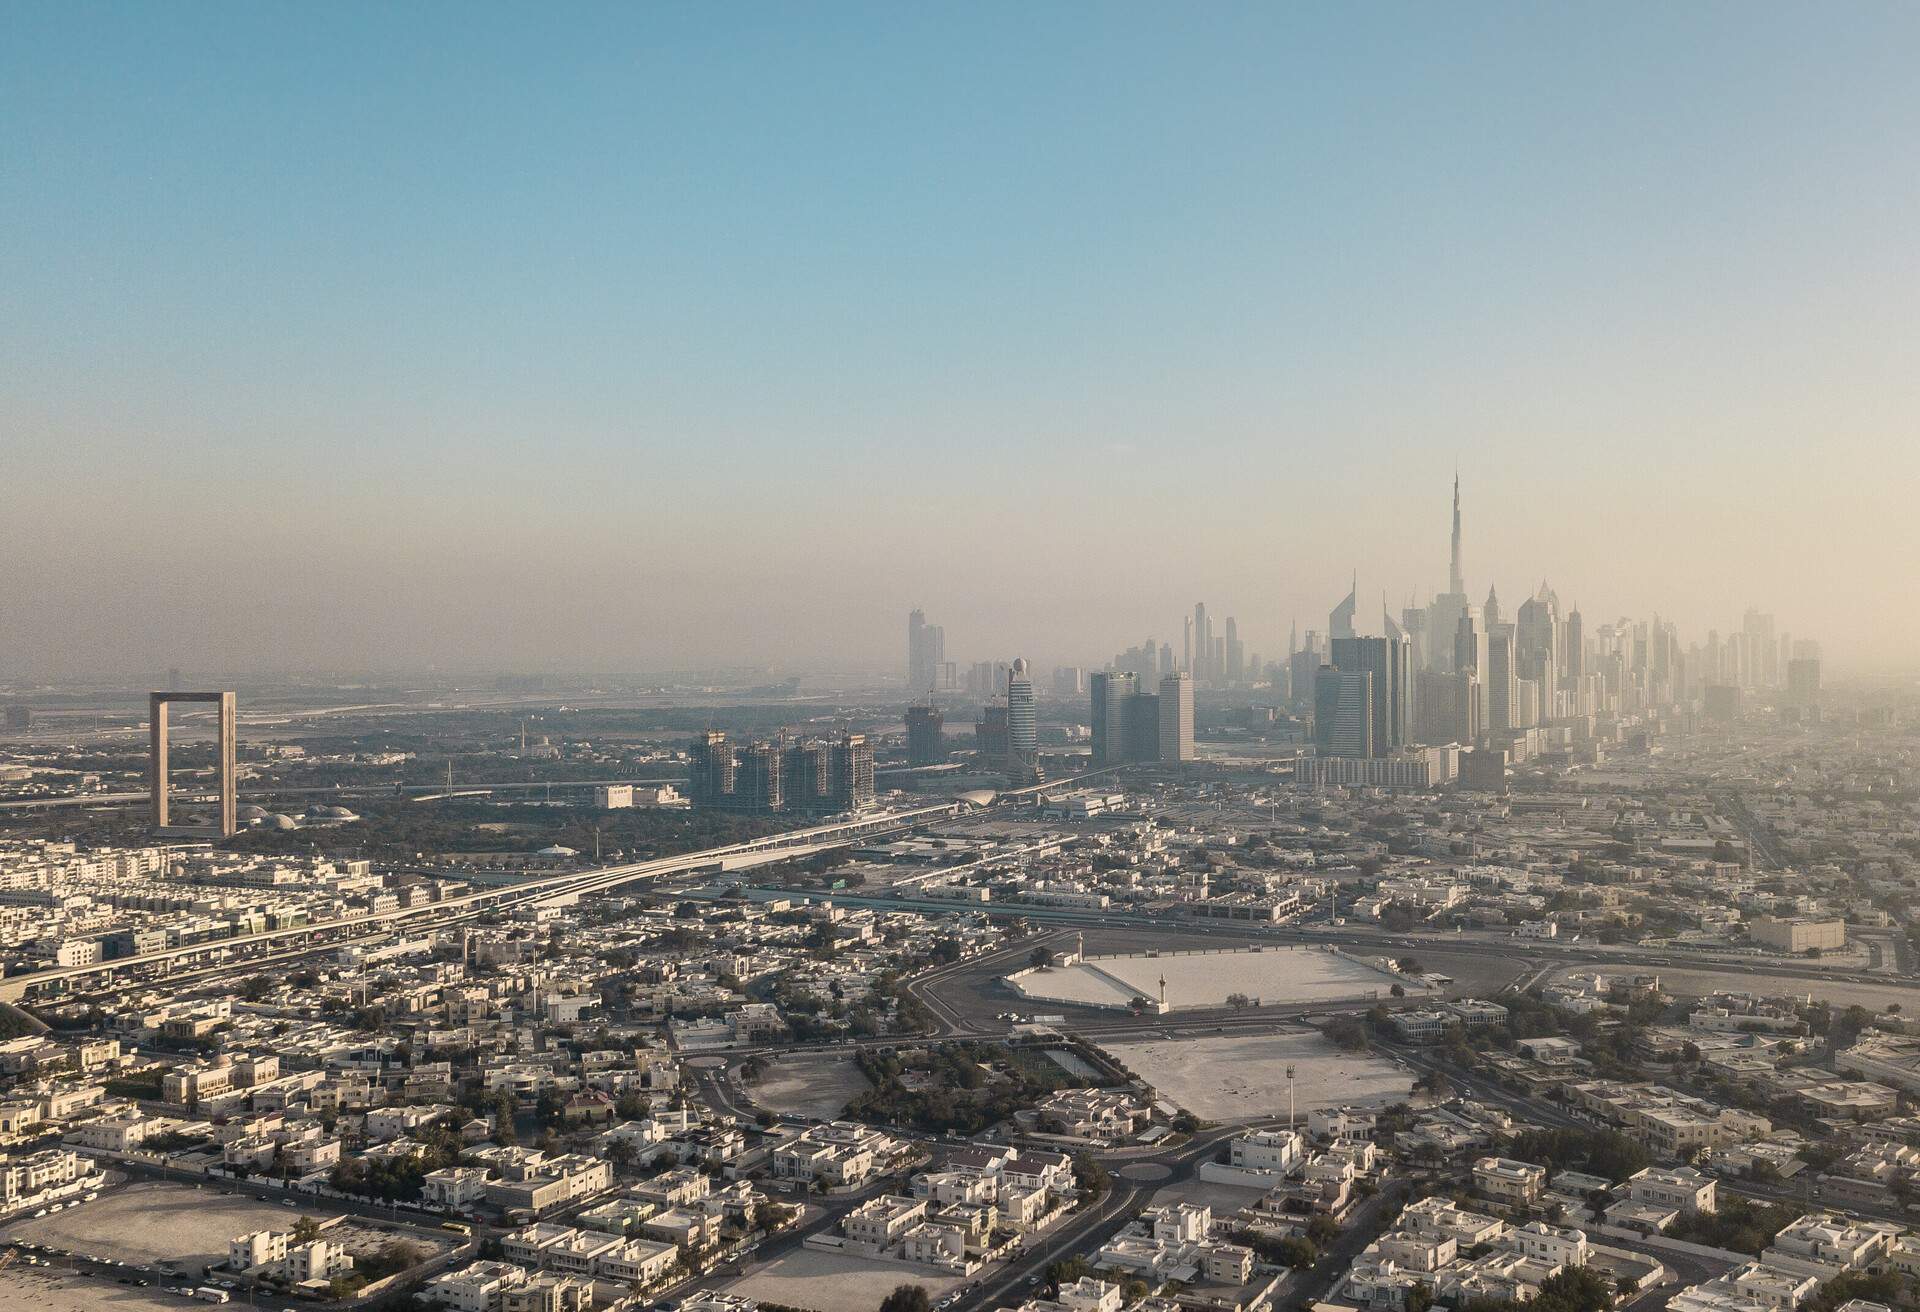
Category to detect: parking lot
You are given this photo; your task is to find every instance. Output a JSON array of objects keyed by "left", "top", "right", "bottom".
[{"left": 1, "top": 1180, "right": 332, "bottom": 1274}]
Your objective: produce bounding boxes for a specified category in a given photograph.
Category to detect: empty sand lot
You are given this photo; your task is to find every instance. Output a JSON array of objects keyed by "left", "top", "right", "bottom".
[
  {"left": 0, "top": 1266, "right": 203, "bottom": 1312},
  {"left": 750, "top": 1055, "right": 873, "bottom": 1120},
  {"left": 1100, "top": 1029, "right": 1412, "bottom": 1121},
  {"left": 724, "top": 1247, "right": 965, "bottom": 1312},
  {"left": 1, "top": 1181, "right": 332, "bottom": 1270}
]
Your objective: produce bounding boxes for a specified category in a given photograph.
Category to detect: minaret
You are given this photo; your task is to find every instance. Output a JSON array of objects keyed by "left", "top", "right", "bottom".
[
  {"left": 1449, "top": 471, "right": 1464, "bottom": 595},
  {"left": 1158, "top": 974, "right": 1168, "bottom": 1010},
  {"left": 1288, "top": 619, "right": 1298, "bottom": 657}
]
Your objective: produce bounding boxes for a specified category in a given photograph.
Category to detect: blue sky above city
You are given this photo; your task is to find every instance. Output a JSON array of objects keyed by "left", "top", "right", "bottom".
[{"left": 4, "top": 3, "right": 1918, "bottom": 677}]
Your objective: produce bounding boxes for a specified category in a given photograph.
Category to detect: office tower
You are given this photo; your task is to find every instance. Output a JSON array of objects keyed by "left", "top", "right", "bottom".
[
  {"left": 1269, "top": 656, "right": 1290, "bottom": 701},
  {"left": 1330, "top": 574, "right": 1357, "bottom": 641},
  {"left": 1381, "top": 606, "right": 1414, "bottom": 748},
  {"left": 1053, "top": 666, "right": 1085, "bottom": 696},
  {"left": 1288, "top": 649, "right": 1317, "bottom": 710},
  {"left": 1225, "top": 618, "right": 1243, "bottom": 684},
  {"left": 975, "top": 700, "right": 1009, "bottom": 765},
  {"left": 1182, "top": 616, "right": 1194, "bottom": 674},
  {"left": 828, "top": 732, "right": 876, "bottom": 810},
  {"left": 1090, "top": 672, "right": 1137, "bottom": 767},
  {"left": 1415, "top": 670, "right": 1481, "bottom": 745},
  {"left": 1190, "top": 603, "right": 1212, "bottom": 682},
  {"left": 1159, "top": 642, "right": 1174, "bottom": 677},
  {"left": 905, "top": 703, "right": 945, "bottom": 767},
  {"left": 1565, "top": 608, "right": 1584, "bottom": 684},
  {"left": 1482, "top": 584, "right": 1502, "bottom": 632},
  {"left": 1787, "top": 658, "right": 1821, "bottom": 713},
  {"left": 688, "top": 731, "right": 735, "bottom": 805},
  {"left": 907, "top": 609, "right": 945, "bottom": 693},
  {"left": 1743, "top": 608, "right": 1777, "bottom": 687},
  {"left": 734, "top": 742, "right": 784, "bottom": 812},
  {"left": 1331, "top": 634, "right": 1409, "bottom": 756},
  {"left": 1313, "top": 667, "right": 1373, "bottom": 758},
  {"left": 1126, "top": 690, "right": 1161, "bottom": 761},
  {"left": 1486, "top": 624, "right": 1517, "bottom": 733},
  {"left": 1005, "top": 658, "right": 1038, "bottom": 780},
  {"left": 1158, "top": 671, "right": 1195, "bottom": 763},
  {"left": 1288, "top": 628, "right": 1324, "bottom": 710},
  {"left": 1114, "top": 640, "right": 1159, "bottom": 683},
  {"left": 1515, "top": 678, "right": 1541, "bottom": 728},
  {"left": 966, "top": 661, "right": 997, "bottom": 698},
  {"left": 1454, "top": 611, "right": 1487, "bottom": 678},
  {"left": 1398, "top": 604, "right": 1428, "bottom": 676},
  {"left": 1516, "top": 583, "right": 1561, "bottom": 695}
]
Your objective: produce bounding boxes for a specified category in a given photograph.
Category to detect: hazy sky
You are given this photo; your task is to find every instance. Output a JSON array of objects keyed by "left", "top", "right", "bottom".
[{"left": 5, "top": 3, "right": 1919, "bottom": 680}]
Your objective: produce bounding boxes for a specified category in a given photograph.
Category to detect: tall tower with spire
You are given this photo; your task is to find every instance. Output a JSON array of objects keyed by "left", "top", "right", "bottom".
[
  {"left": 1449, "top": 471, "right": 1464, "bottom": 596},
  {"left": 1425, "top": 473, "right": 1474, "bottom": 675},
  {"left": 1330, "top": 572, "right": 1358, "bottom": 641}
]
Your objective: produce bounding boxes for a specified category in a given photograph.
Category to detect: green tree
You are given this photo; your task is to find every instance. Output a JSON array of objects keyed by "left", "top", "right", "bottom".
[
  {"left": 1072, "top": 1154, "right": 1111, "bottom": 1200},
  {"left": 879, "top": 1286, "right": 932, "bottom": 1312},
  {"left": 1276, "top": 1237, "right": 1318, "bottom": 1269}
]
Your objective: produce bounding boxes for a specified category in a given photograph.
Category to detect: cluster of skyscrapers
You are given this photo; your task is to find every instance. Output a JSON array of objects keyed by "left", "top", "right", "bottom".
[
  {"left": 1293, "top": 477, "right": 1820, "bottom": 758},
  {"left": 1089, "top": 669, "right": 1195, "bottom": 767},
  {"left": 686, "top": 730, "right": 876, "bottom": 814},
  {"left": 1106, "top": 603, "right": 1255, "bottom": 692},
  {"left": 888, "top": 475, "right": 1820, "bottom": 790}
]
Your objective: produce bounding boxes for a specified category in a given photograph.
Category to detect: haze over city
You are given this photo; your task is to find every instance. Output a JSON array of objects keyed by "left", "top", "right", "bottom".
[
  {"left": 5, "top": 3, "right": 1919, "bottom": 678},
  {"left": 17, "top": 11, "right": 1920, "bottom": 1312}
]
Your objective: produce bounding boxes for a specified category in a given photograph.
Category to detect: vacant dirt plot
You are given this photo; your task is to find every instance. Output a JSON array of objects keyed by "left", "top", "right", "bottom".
[
  {"left": 1549, "top": 965, "right": 1920, "bottom": 1013},
  {"left": 724, "top": 1247, "right": 965, "bottom": 1312},
  {"left": 1, "top": 1181, "right": 333, "bottom": 1269},
  {"left": 1375, "top": 944, "right": 1534, "bottom": 997},
  {"left": 750, "top": 1055, "right": 873, "bottom": 1120},
  {"left": 1099, "top": 1029, "right": 1412, "bottom": 1121},
  {"left": 0, "top": 1266, "right": 203, "bottom": 1311}
]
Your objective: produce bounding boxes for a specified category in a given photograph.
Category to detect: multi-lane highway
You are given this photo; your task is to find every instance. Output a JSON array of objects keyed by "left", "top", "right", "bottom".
[
  {"left": 2, "top": 768, "right": 1124, "bottom": 1003},
  {"left": 0, "top": 804, "right": 963, "bottom": 1002}
]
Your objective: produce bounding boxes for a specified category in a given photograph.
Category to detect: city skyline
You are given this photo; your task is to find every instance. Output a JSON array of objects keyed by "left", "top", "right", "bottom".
[
  {"left": 0, "top": 470, "right": 1837, "bottom": 683},
  {"left": 5, "top": 4, "right": 1916, "bottom": 678}
]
